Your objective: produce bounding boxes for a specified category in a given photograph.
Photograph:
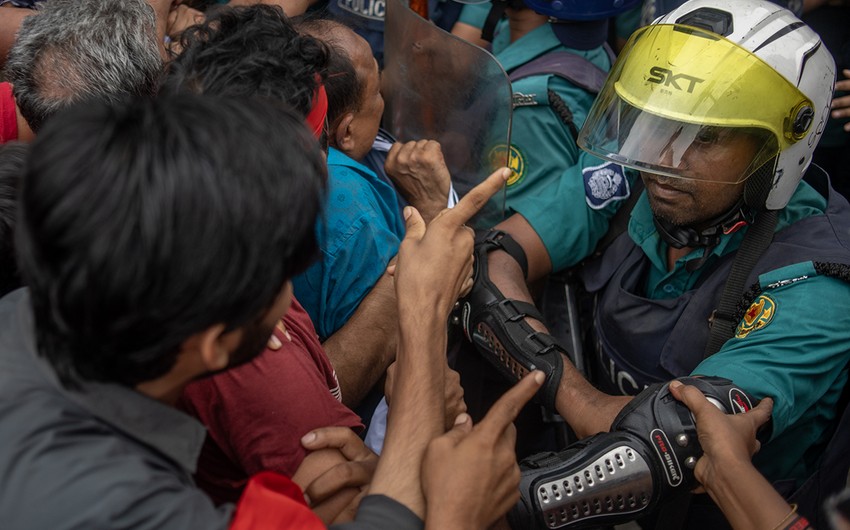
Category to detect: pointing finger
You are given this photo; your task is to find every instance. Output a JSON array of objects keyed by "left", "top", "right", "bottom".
[
  {"left": 442, "top": 167, "right": 510, "bottom": 226},
  {"left": 476, "top": 371, "right": 544, "bottom": 441}
]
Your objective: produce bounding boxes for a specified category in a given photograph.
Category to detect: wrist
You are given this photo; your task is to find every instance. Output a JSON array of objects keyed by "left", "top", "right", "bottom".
[
  {"left": 698, "top": 453, "right": 755, "bottom": 495},
  {"left": 425, "top": 504, "right": 476, "bottom": 530},
  {"left": 399, "top": 287, "right": 457, "bottom": 320}
]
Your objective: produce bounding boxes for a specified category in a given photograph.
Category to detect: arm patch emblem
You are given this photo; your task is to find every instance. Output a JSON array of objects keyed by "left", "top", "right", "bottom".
[
  {"left": 583, "top": 161, "right": 629, "bottom": 209},
  {"left": 489, "top": 144, "right": 526, "bottom": 187},
  {"left": 735, "top": 294, "right": 776, "bottom": 339}
]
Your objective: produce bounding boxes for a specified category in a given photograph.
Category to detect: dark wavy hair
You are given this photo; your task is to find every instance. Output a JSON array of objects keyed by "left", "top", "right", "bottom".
[
  {"left": 162, "top": 4, "right": 330, "bottom": 119},
  {"left": 16, "top": 95, "right": 326, "bottom": 387}
]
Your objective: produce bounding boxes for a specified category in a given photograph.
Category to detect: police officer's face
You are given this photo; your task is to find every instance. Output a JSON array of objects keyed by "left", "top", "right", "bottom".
[{"left": 640, "top": 128, "right": 758, "bottom": 230}]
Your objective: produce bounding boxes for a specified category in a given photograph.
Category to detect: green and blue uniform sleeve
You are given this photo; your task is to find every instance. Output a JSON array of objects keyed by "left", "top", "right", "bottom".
[
  {"left": 694, "top": 262, "right": 850, "bottom": 483},
  {"left": 508, "top": 153, "right": 638, "bottom": 271}
]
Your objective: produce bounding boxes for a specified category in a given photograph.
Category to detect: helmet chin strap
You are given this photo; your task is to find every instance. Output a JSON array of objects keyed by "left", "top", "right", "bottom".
[{"left": 652, "top": 199, "right": 753, "bottom": 250}]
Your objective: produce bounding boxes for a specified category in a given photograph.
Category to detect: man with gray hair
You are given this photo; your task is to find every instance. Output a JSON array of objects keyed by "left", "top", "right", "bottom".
[{"left": 3, "top": 0, "right": 162, "bottom": 133}]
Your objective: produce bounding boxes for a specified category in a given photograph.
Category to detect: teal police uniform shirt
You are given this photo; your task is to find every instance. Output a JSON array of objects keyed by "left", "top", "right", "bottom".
[
  {"left": 456, "top": 2, "right": 489, "bottom": 28},
  {"left": 518, "top": 158, "right": 850, "bottom": 482},
  {"left": 492, "top": 23, "right": 612, "bottom": 213},
  {"left": 510, "top": 152, "right": 637, "bottom": 270},
  {"left": 629, "top": 180, "right": 850, "bottom": 483},
  {"left": 292, "top": 148, "right": 405, "bottom": 340}
]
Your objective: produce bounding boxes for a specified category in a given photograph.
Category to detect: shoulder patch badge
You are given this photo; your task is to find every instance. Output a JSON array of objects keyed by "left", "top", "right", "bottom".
[
  {"left": 735, "top": 294, "right": 776, "bottom": 339},
  {"left": 489, "top": 144, "right": 526, "bottom": 187},
  {"left": 583, "top": 161, "right": 629, "bottom": 209}
]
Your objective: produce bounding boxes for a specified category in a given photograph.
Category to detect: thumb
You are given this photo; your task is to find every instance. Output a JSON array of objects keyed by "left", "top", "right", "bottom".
[
  {"left": 746, "top": 396, "right": 773, "bottom": 430},
  {"left": 403, "top": 206, "right": 426, "bottom": 240}
]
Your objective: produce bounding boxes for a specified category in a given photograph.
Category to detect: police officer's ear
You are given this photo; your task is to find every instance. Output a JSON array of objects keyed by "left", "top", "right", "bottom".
[{"left": 333, "top": 112, "right": 356, "bottom": 152}]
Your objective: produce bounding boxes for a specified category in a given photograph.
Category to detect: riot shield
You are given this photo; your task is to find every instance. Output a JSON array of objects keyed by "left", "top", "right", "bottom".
[{"left": 383, "top": 0, "right": 512, "bottom": 228}]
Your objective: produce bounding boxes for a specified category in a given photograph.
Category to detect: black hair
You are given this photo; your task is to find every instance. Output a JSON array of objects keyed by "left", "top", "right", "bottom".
[
  {"left": 162, "top": 5, "right": 330, "bottom": 119},
  {"left": 16, "top": 94, "right": 326, "bottom": 387},
  {"left": 0, "top": 142, "right": 27, "bottom": 297},
  {"left": 294, "top": 16, "right": 364, "bottom": 127}
]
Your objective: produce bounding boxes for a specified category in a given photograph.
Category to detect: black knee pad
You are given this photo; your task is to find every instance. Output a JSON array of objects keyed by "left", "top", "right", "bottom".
[{"left": 508, "top": 376, "right": 769, "bottom": 529}]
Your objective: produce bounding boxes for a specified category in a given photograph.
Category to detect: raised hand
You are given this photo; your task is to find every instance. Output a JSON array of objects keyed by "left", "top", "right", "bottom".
[
  {"left": 668, "top": 381, "right": 773, "bottom": 492},
  {"left": 422, "top": 371, "right": 545, "bottom": 530},
  {"left": 384, "top": 140, "right": 452, "bottom": 224},
  {"left": 394, "top": 167, "right": 510, "bottom": 319}
]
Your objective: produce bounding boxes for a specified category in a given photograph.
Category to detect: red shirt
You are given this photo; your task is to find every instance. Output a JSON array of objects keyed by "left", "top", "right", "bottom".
[
  {"left": 0, "top": 83, "right": 18, "bottom": 144},
  {"left": 179, "top": 297, "right": 363, "bottom": 505}
]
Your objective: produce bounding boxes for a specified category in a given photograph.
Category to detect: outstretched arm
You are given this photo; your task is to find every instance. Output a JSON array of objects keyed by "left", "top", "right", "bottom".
[
  {"left": 322, "top": 271, "right": 397, "bottom": 408},
  {"left": 368, "top": 168, "right": 510, "bottom": 516},
  {"left": 471, "top": 211, "right": 630, "bottom": 437}
]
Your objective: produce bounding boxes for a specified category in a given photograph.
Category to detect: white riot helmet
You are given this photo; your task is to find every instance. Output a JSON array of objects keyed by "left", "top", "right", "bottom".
[{"left": 579, "top": 0, "right": 835, "bottom": 211}]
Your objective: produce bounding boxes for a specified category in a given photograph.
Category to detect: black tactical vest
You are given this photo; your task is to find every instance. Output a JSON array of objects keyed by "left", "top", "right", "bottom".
[{"left": 580, "top": 168, "right": 850, "bottom": 396}]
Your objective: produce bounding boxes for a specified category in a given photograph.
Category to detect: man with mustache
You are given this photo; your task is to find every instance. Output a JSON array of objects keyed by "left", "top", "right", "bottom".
[{"left": 461, "top": 0, "right": 850, "bottom": 527}]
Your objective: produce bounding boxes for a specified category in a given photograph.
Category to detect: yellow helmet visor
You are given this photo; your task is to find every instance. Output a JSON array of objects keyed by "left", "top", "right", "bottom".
[{"left": 578, "top": 23, "right": 813, "bottom": 184}]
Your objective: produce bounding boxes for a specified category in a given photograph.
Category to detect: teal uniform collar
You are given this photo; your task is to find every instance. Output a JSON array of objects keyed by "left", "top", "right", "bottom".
[
  {"left": 627, "top": 180, "right": 828, "bottom": 297},
  {"left": 628, "top": 193, "right": 746, "bottom": 282},
  {"left": 494, "top": 24, "right": 564, "bottom": 71}
]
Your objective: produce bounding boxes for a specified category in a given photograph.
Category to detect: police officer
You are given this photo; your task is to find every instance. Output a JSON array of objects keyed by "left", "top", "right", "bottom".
[{"left": 463, "top": 0, "right": 850, "bottom": 526}]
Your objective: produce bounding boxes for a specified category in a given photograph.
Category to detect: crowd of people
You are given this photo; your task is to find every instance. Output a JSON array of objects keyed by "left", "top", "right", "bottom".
[{"left": 1, "top": 0, "right": 850, "bottom": 529}]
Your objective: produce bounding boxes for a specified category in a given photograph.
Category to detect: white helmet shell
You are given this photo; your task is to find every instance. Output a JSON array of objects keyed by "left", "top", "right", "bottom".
[{"left": 657, "top": 0, "right": 836, "bottom": 209}]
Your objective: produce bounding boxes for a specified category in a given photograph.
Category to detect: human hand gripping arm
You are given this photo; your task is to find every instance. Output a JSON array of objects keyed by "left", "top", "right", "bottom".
[
  {"left": 367, "top": 167, "right": 510, "bottom": 517},
  {"left": 384, "top": 140, "right": 452, "bottom": 224},
  {"left": 668, "top": 381, "right": 799, "bottom": 530},
  {"left": 299, "top": 426, "right": 380, "bottom": 524}
]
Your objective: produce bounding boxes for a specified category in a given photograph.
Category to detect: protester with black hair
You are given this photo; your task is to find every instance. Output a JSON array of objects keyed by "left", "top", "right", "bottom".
[
  {"left": 0, "top": 91, "right": 528, "bottom": 529},
  {"left": 163, "top": 7, "right": 389, "bottom": 510},
  {"left": 165, "top": 4, "right": 401, "bottom": 413},
  {"left": 1, "top": 94, "right": 322, "bottom": 527}
]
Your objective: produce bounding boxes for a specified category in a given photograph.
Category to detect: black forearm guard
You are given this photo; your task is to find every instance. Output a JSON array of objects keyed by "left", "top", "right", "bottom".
[
  {"left": 508, "top": 376, "right": 770, "bottom": 529},
  {"left": 459, "top": 230, "right": 565, "bottom": 410}
]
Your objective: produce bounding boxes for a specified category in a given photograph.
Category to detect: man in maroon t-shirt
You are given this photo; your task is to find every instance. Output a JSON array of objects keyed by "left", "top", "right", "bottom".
[{"left": 179, "top": 298, "right": 363, "bottom": 506}]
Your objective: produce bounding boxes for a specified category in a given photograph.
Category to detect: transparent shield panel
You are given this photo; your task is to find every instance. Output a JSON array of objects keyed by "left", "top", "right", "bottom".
[{"left": 384, "top": 0, "right": 512, "bottom": 228}]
